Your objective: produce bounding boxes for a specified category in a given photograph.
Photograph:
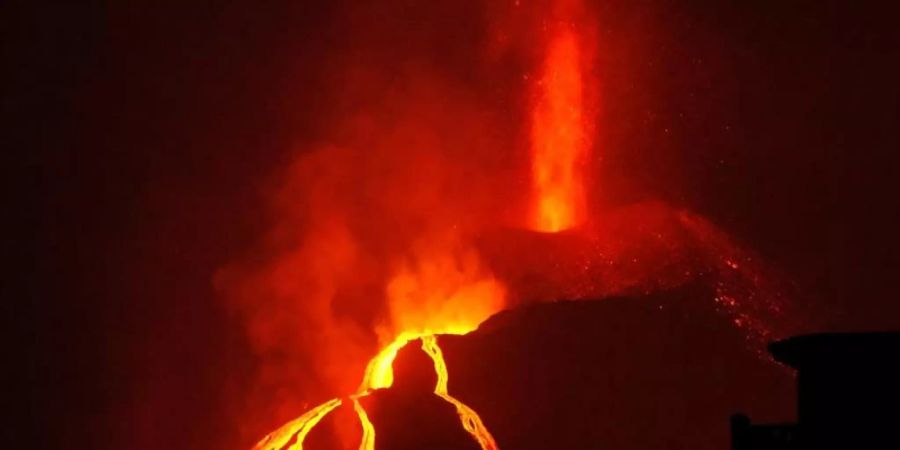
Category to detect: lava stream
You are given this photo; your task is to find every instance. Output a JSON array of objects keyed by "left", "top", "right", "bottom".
[
  {"left": 252, "top": 398, "right": 342, "bottom": 450},
  {"left": 351, "top": 396, "right": 374, "bottom": 450},
  {"left": 421, "top": 335, "right": 498, "bottom": 450},
  {"left": 253, "top": 335, "right": 496, "bottom": 450}
]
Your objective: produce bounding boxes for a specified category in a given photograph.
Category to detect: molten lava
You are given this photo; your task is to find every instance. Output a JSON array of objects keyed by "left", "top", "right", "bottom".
[
  {"left": 421, "top": 336, "right": 498, "bottom": 450},
  {"left": 377, "top": 234, "right": 507, "bottom": 387},
  {"left": 530, "top": 25, "right": 590, "bottom": 232},
  {"left": 350, "top": 397, "right": 374, "bottom": 450},
  {"left": 252, "top": 398, "right": 342, "bottom": 450},
  {"left": 253, "top": 336, "right": 496, "bottom": 450}
]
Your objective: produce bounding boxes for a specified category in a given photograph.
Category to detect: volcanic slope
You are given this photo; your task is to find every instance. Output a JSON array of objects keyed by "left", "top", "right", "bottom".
[
  {"left": 438, "top": 283, "right": 795, "bottom": 450},
  {"left": 304, "top": 283, "right": 793, "bottom": 450}
]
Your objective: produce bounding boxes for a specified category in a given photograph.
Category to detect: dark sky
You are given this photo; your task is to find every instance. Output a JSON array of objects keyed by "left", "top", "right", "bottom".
[{"left": 6, "top": 1, "right": 899, "bottom": 449}]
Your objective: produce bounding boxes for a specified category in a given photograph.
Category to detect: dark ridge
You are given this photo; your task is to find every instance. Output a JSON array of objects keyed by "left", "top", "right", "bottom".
[
  {"left": 436, "top": 283, "right": 794, "bottom": 450},
  {"left": 290, "top": 284, "right": 795, "bottom": 450}
]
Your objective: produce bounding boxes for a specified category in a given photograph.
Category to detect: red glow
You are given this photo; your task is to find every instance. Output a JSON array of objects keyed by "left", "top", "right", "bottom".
[{"left": 220, "top": 1, "right": 792, "bottom": 448}]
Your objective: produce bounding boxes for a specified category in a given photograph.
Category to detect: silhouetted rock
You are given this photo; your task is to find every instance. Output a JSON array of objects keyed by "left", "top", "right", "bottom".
[
  {"left": 361, "top": 341, "right": 481, "bottom": 450},
  {"left": 308, "top": 284, "right": 794, "bottom": 449},
  {"left": 438, "top": 283, "right": 794, "bottom": 450},
  {"left": 733, "top": 332, "right": 900, "bottom": 450},
  {"left": 305, "top": 341, "right": 481, "bottom": 450},
  {"left": 362, "top": 390, "right": 478, "bottom": 450}
]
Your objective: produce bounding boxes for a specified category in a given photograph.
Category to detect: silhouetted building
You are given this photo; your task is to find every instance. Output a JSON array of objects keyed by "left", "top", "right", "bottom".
[{"left": 732, "top": 332, "right": 900, "bottom": 450}]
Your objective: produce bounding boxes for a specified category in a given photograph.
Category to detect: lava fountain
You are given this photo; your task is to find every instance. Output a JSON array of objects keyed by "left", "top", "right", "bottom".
[{"left": 530, "top": 24, "right": 590, "bottom": 232}]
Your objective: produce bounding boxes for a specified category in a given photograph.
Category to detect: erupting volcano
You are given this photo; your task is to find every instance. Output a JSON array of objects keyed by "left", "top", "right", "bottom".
[
  {"left": 220, "top": 1, "right": 794, "bottom": 449},
  {"left": 530, "top": 25, "right": 590, "bottom": 232}
]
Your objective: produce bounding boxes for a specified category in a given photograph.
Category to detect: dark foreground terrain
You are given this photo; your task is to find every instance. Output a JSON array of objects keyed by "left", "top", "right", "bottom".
[{"left": 308, "top": 284, "right": 794, "bottom": 450}]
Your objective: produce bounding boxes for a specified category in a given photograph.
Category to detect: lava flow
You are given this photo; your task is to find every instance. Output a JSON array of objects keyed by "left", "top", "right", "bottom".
[
  {"left": 421, "top": 335, "right": 498, "bottom": 450},
  {"left": 251, "top": 398, "right": 343, "bottom": 450},
  {"left": 252, "top": 335, "right": 497, "bottom": 450}
]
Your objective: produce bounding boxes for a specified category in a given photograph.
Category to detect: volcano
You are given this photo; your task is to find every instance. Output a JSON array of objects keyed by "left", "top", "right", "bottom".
[
  {"left": 223, "top": 1, "right": 801, "bottom": 449},
  {"left": 17, "top": 0, "right": 900, "bottom": 450}
]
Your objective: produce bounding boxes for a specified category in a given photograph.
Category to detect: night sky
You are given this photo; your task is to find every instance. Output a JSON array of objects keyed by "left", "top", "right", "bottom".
[{"left": 7, "top": 1, "right": 900, "bottom": 449}]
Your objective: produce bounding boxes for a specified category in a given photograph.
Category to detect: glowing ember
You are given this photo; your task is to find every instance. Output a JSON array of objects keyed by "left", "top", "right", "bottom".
[{"left": 530, "top": 25, "right": 590, "bottom": 232}]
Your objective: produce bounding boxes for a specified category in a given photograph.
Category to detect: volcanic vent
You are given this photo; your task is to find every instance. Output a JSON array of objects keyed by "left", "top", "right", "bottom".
[{"left": 219, "top": 1, "right": 796, "bottom": 449}]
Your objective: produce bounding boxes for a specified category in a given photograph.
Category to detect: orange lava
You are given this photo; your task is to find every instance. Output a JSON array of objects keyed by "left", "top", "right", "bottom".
[
  {"left": 530, "top": 26, "right": 590, "bottom": 232},
  {"left": 251, "top": 398, "right": 342, "bottom": 450},
  {"left": 351, "top": 396, "right": 374, "bottom": 450},
  {"left": 422, "top": 335, "right": 499, "bottom": 450},
  {"left": 357, "top": 231, "right": 506, "bottom": 390},
  {"left": 254, "top": 335, "right": 497, "bottom": 450}
]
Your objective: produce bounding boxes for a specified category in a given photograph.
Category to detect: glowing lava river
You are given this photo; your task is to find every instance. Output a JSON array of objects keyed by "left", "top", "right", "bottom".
[{"left": 252, "top": 334, "right": 497, "bottom": 450}]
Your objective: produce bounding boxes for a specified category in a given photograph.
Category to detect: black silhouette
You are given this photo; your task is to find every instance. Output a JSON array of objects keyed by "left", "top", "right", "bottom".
[
  {"left": 361, "top": 339, "right": 480, "bottom": 450},
  {"left": 732, "top": 332, "right": 900, "bottom": 450}
]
